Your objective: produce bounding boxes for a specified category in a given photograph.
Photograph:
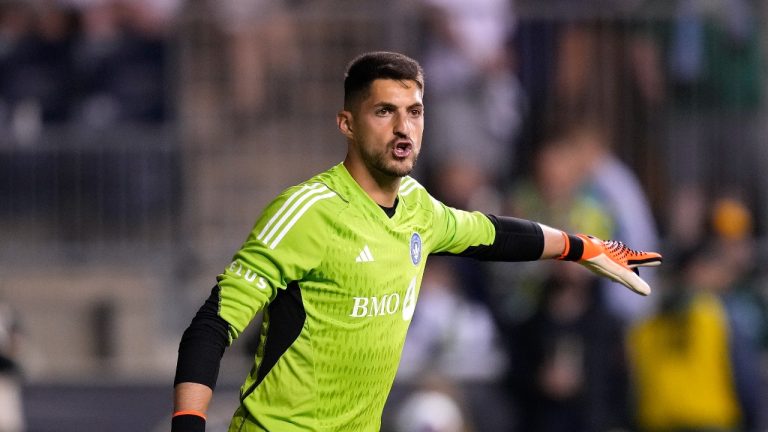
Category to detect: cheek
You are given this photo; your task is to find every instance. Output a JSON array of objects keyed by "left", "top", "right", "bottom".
[
  {"left": 359, "top": 120, "right": 388, "bottom": 138},
  {"left": 413, "top": 130, "right": 424, "bottom": 149},
  {"left": 413, "top": 120, "right": 425, "bottom": 138}
]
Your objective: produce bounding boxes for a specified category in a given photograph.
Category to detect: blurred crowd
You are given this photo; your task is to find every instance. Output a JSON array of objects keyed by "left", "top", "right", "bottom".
[
  {"left": 0, "top": 0, "right": 184, "bottom": 244},
  {"left": 0, "top": 0, "right": 178, "bottom": 144},
  {"left": 3, "top": 0, "right": 768, "bottom": 431}
]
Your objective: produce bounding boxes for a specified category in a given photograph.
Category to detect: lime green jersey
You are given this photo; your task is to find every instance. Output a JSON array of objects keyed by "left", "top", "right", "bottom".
[{"left": 216, "top": 163, "right": 496, "bottom": 431}]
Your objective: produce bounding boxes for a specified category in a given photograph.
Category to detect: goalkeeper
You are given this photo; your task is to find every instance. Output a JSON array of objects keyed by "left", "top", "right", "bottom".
[{"left": 172, "top": 51, "right": 661, "bottom": 432}]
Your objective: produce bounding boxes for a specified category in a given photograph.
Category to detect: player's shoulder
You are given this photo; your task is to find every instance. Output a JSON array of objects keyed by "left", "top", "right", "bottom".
[
  {"left": 266, "top": 165, "right": 349, "bottom": 216},
  {"left": 399, "top": 175, "right": 440, "bottom": 209},
  {"left": 271, "top": 180, "right": 341, "bottom": 213},
  {"left": 254, "top": 169, "right": 347, "bottom": 249}
]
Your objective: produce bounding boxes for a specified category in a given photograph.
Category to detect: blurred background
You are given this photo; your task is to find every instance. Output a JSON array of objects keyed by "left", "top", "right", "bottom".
[{"left": 1, "top": 0, "right": 768, "bottom": 431}]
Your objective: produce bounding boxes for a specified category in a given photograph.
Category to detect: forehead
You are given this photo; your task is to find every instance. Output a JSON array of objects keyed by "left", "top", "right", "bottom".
[{"left": 362, "top": 79, "right": 423, "bottom": 106}]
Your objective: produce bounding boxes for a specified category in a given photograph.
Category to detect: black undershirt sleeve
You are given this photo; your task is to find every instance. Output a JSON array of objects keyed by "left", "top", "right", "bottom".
[
  {"left": 174, "top": 285, "right": 230, "bottom": 390},
  {"left": 449, "top": 214, "right": 545, "bottom": 262}
]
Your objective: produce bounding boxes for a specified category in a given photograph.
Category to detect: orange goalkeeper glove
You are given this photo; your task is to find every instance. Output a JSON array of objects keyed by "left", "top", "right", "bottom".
[{"left": 558, "top": 234, "right": 662, "bottom": 296}]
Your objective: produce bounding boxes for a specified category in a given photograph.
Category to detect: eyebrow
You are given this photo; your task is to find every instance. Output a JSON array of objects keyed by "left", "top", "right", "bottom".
[{"left": 372, "top": 101, "right": 424, "bottom": 110}]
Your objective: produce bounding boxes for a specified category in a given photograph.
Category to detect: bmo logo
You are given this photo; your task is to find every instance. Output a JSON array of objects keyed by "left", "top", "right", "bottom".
[
  {"left": 349, "top": 277, "right": 417, "bottom": 321},
  {"left": 349, "top": 294, "right": 400, "bottom": 318}
]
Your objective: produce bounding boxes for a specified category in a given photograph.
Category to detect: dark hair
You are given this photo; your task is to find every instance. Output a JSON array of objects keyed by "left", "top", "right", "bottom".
[{"left": 343, "top": 51, "right": 424, "bottom": 109}]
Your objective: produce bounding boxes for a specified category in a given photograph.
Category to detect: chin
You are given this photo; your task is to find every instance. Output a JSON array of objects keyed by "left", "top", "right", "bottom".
[
  {"left": 388, "top": 163, "right": 414, "bottom": 178},
  {"left": 371, "top": 155, "right": 417, "bottom": 178}
]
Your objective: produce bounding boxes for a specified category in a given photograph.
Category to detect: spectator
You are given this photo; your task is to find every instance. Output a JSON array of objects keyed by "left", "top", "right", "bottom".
[
  {"left": 568, "top": 121, "right": 661, "bottom": 323},
  {"left": 489, "top": 132, "right": 614, "bottom": 325},
  {"left": 0, "top": 0, "right": 78, "bottom": 138},
  {"left": 70, "top": 0, "right": 175, "bottom": 127},
  {"left": 106, "top": 0, "right": 170, "bottom": 123},
  {"left": 214, "top": 0, "right": 301, "bottom": 127},
  {"left": 628, "top": 241, "right": 763, "bottom": 432},
  {"left": 524, "top": 2, "right": 644, "bottom": 172},
  {"left": 708, "top": 194, "right": 768, "bottom": 362},
  {"left": 508, "top": 263, "right": 630, "bottom": 432},
  {"left": 631, "top": 0, "right": 765, "bottom": 246},
  {"left": 417, "top": 0, "right": 522, "bottom": 186},
  {"left": 71, "top": 0, "right": 124, "bottom": 127}
]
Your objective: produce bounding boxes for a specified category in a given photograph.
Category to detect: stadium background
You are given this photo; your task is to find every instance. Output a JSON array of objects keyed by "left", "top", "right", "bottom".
[{"left": 1, "top": 0, "right": 768, "bottom": 431}]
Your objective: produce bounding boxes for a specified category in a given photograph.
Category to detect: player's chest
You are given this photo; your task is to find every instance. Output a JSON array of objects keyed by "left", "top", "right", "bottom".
[
  {"left": 311, "top": 214, "right": 426, "bottom": 322},
  {"left": 326, "top": 210, "right": 428, "bottom": 269}
]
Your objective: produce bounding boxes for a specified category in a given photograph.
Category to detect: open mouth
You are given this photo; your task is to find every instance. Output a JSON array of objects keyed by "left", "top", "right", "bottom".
[{"left": 393, "top": 141, "right": 412, "bottom": 158}]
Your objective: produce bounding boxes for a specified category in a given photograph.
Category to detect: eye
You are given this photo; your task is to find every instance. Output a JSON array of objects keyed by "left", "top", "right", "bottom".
[
  {"left": 410, "top": 108, "right": 423, "bottom": 117},
  {"left": 376, "top": 107, "right": 393, "bottom": 116}
]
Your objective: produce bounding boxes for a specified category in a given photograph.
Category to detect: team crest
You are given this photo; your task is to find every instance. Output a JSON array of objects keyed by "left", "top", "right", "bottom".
[{"left": 410, "top": 232, "right": 422, "bottom": 265}]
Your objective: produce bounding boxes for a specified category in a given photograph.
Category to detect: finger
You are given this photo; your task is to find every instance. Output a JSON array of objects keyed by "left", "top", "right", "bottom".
[
  {"left": 620, "top": 268, "right": 652, "bottom": 296},
  {"left": 627, "top": 252, "right": 662, "bottom": 268}
]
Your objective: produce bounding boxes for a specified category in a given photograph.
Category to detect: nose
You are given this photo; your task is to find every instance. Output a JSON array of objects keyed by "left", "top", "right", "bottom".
[{"left": 393, "top": 113, "right": 410, "bottom": 138}]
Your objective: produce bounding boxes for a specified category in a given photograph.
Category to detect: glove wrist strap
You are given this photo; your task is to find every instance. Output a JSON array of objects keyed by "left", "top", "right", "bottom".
[{"left": 557, "top": 232, "right": 584, "bottom": 261}]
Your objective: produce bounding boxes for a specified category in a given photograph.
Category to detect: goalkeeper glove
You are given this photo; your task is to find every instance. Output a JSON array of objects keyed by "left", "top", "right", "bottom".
[
  {"left": 558, "top": 233, "right": 662, "bottom": 295},
  {"left": 172, "top": 410, "right": 206, "bottom": 432}
]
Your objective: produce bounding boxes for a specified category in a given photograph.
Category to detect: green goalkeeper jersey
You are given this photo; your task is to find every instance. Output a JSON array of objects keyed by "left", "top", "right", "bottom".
[{"left": 217, "top": 163, "right": 496, "bottom": 431}]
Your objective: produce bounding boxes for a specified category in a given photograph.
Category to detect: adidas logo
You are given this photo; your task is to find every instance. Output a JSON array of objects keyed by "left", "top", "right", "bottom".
[{"left": 355, "top": 245, "right": 374, "bottom": 263}]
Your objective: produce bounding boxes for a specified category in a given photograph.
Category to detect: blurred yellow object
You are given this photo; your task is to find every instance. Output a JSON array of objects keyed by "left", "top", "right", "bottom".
[
  {"left": 628, "top": 293, "right": 742, "bottom": 430},
  {"left": 712, "top": 198, "right": 752, "bottom": 240}
]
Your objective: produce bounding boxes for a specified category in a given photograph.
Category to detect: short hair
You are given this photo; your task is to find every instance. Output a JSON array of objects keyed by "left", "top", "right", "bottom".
[{"left": 343, "top": 51, "right": 424, "bottom": 109}]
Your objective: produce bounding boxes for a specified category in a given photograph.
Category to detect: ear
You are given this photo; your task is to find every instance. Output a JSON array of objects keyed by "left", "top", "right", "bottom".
[{"left": 337, "top": 110, "right": 354, "bottom": 139}]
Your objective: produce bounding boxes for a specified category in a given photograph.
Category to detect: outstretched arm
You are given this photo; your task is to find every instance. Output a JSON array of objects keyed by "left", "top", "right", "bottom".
[{"left": 452, "top": 215, "right": 662, "bottom": 295}]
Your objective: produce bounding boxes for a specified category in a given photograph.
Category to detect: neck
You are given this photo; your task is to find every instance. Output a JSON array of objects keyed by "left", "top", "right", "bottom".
[{"left": 343, "top": 158, "right": 400, "bottom": 207}]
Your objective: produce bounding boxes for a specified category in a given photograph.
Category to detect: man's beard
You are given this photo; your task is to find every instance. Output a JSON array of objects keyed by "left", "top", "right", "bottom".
[{"left": 364, "top": 147, "right": 419, "bottom": 178}]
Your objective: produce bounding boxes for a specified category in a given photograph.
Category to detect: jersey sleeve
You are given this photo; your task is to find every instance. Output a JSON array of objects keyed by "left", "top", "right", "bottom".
[
  {"left": 428, "top": 195, "right": 496, "bottom": 255},
  {"left": 216, "top": 183, "right": 336, "bottom": 341}
]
